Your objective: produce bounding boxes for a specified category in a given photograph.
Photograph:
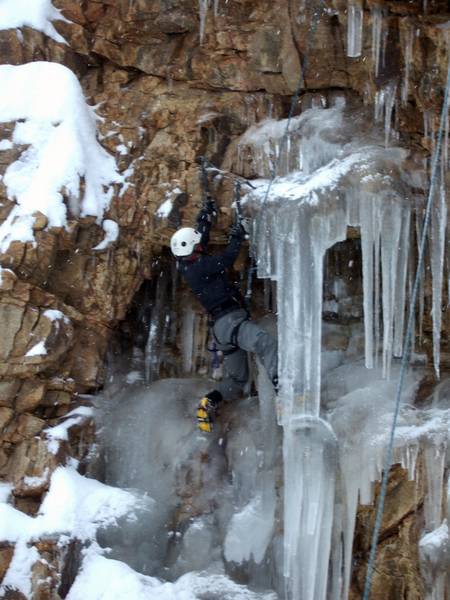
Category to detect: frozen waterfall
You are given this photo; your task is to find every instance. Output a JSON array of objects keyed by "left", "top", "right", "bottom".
[{"left": 242, "top": 103, "right": 447, "bottom": 599}]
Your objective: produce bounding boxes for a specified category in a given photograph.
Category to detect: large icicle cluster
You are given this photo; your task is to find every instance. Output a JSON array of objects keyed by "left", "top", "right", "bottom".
[
  {"left": 249, "top": 104, "right": 415, "bottom": 413},
  {"left": 240, "top": 102, "right": 447, "bottom": 599}
]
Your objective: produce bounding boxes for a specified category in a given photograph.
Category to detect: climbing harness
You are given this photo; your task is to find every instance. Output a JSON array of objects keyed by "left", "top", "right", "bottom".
[{"left": 362, "top": 58, "right": 450, "bottom": 600}]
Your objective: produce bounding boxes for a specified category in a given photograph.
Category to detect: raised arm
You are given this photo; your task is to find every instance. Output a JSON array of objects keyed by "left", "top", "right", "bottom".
[
  {"left": 196, "top": 197, "right": 216, "bottom": 248},
  {"left": 195, "top": 222, "right": 245, "bottom": 274}
]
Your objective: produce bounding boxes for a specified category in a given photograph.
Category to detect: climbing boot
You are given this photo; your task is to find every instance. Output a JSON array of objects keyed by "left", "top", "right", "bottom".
[{"left": 196, "top": 390, "right": 223, "bottom": 433}]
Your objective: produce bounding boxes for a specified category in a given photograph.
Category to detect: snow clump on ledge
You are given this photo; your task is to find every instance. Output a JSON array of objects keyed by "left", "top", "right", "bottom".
[
  {"left": 0, "top": 62, "right": 123, "bottom": 253},
  {"left": 0, "top": 466, "right": 150, "bottom": 596},
  {"left": 0, "top": 0, "right": 68, "bottom": 44}
]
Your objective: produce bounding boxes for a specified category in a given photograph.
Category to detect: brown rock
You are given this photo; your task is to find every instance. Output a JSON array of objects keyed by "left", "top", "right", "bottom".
[
  {"left": 41, "top": 390, "right": 72, "bottom": 407},
  {"left": 0, "top": 303, "right": 24, "bottom": 361},
  {"left": 15, "top": 380, "right": 47, "bottom": 413},
  {"left": 0, "top": 380, "right": 20, "bottom": 408},
  {"left": 0, "top": 543, "right": 14, "bottom": 581},
  {"left": 0, "top": 406, "right": 14, "bottom": 431},
  {"left": 10, "top": 414, "right": 46, "bottom": 442},
  {"left": 5, "top": 437, "right": 60, "bottom": 491},
  {"left": 31, "top": 212, "right": 48, "bottom": 232}
]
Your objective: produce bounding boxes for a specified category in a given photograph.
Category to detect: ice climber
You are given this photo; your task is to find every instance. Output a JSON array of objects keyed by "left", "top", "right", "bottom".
[{"left": 170, "top": 198, "right": 278, "bottom": 433}]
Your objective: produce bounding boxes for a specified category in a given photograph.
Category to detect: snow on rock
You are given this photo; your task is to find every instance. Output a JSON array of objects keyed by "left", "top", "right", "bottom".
[
  {"left": 67, "top": 549, "right": 277, "bottom": 600},
  {"left": 0, "top": 139, "right": 13, "bottom": 150},
  {"left": 155, "top": 186, "right": 182, "bottom": 218},
  {"left": 0, "top": 466, "right": 147, "bottom": 597},
  {"left": 0, "top": 62, "right": 123, "bottom": 253},
  {"left": 1, "top": 539, "right": 39, "bottom": 598},
  {"left": 0, "top": 0, "right": 68, "bottom": 44},
  {"left": 44, "top": 406, "right": 94, "bottom": 454},
  {"left": 0, "top": 482, "right": 12, "bottom": 502},
  {"left": 43, "top": 308, "right": 70, "bottom": 324},
  {"left": 25, "top": 340, "right": 47, "bottom": 357},
  {"left": 155, "top": 198, "right": 173, "bottom": 218},
  {"left": 93, "top": 219, "right": 119, "bottom": 251},
  {"left": 0, "top": 466, "right": 140, "bottom": 543}
]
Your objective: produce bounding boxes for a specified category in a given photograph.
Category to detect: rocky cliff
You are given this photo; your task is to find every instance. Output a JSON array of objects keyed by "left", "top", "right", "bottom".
[{"left": 0, "top": 0, "right": 449, "bottom": 598}]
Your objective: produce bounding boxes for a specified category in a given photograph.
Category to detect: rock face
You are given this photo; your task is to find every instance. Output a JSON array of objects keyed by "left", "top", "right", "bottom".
[{"left": 0, "top": 0, "right": 449, "bottom": 598}]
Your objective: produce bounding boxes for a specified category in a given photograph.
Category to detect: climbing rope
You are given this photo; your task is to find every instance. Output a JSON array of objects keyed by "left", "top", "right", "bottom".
[{"left": 362, "top": 57, "right": 450, "bottom": 600}]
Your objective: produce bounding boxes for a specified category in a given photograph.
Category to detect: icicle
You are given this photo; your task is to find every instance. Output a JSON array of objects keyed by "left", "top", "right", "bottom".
[
  {"left": 347, "top": 0, "right": 363, "bottom": 58},
  {"left": 430, "top": 174, "right": 447, "bottom": 379},
  {"left": 401, "top": 24, "right": 414, "bottom": 106},
  {"left": 374, "top": 220, "right": 381, "bottom": 367},
  {"left": 360, "top": 199, "right": 377, "bottom": 368},
  {"left": 374, "top": 87, "right": 385, "bottom": 122},
  {"left": 424, "top": 437, "right": 447, "bottom": 530},
  {"left": 181, "top": 307, "right": 196, "bottom": 373},
  {"left": 380, "top": 200, "right": 402, "bottom": 378},
  {"left": 199, "top": 0, "right": 209, "bottom": 45},
  {"left": 284, "top": 418, "right": 337, "bottom": 600},
  {"left": 444, "top": 113, "right": 449, "bottom": 168},
  {"left": 393, "top": 210, "right": 410, "bottom": 357},
  {"left": 144, "top": 269, "right": 171, "bottom": 383},
  {"left": 371, "top": 6, "right": 383, "bottom": 77},
  {"left": 384, "top": 82, "right": 397, "bottom": 147}
]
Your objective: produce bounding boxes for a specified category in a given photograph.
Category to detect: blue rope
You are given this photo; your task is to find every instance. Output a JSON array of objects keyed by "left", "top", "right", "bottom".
[{"left": 362, "top": 57, "right": 450, "bottom": 600}]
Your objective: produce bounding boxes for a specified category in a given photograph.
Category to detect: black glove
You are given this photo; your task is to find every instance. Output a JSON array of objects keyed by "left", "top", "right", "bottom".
[
  {"left": 229, "top": 221, "right": 245, "bottom": 240},
  {"left": 197, "top": 207, "right": 210, "bottom": 224},
  {"left": 205, "top": 197, "right": 216, "bottom": 215},
  {"left": 197, "top": 198, "right": 216, "bottom": 224}
]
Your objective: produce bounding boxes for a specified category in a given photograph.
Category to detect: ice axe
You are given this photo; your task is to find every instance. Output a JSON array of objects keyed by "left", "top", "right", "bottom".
[{"left": 195, "top": 156, "right": 256, "bottom": 190}]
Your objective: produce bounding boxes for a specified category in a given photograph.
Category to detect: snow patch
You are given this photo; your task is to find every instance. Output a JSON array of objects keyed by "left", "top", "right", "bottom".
[
  {"left": 0, "top": 482, "right": 12, "bottom": 502},
  {"left": 0, "top": 62, "right": 122, "bottom": 253},
  {"left": 155, "top": 198, "right": 173, "bottom": 218},
  {"left": 43, "top": 308, "right": 70, "bottom": 324},
  {"left": 0, "top": 139, "right": 13, "bottom": 151},
  {"left": 0, "top": 0, "right": 69, "bottom": 44},
  {"left": 44, "top": 407, "right": 94, "bottom": 453},
  {"left": 25, "top": 341, "right": 47, "bottom": 357},
  {"left": 0, "top": 466, "right": 146, "bottom": 596},
  {"left": 155, "top": 186, "right": 182, "bottom": 218},
  {"left": 67, "top": 549, "right": 277, "bottom": 600},
  {"left": 93, "top": 219, "right": 119, "bottom": 251}
]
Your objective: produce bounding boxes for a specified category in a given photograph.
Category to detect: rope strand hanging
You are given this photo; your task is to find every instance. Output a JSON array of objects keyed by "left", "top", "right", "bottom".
[{"left": 362, "top": 57, "right": 450, "bottom": 600}]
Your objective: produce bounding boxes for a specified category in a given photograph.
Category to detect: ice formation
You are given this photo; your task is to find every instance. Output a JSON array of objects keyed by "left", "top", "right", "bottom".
[
  {"left": 371, "top": 6, "right": 383, "bottom": 77},
  {"left": 347, "top": 0, "right": 363, "bottom": 58},
  {"left": 242, "top": 103, "right": 448, "bottom": 599}
]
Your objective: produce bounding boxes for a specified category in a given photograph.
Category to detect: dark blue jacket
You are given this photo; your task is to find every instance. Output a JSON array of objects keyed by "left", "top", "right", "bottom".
[{"left": 178, "top": 209, "right": 243, "bottom": 314}]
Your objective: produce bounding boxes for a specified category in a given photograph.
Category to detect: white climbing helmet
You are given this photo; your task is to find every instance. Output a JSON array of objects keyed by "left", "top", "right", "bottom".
[{"left": 170, "top": 227, "right": 202, "bottom": 257}]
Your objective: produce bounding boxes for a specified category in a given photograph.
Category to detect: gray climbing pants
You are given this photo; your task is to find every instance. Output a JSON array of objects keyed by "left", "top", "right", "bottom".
[{"left": 212, "top": 308, "right": 278, "bottom": 401}]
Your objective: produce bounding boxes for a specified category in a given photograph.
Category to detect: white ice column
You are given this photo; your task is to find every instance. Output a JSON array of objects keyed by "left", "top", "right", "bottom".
[
  {"left": 393, "top": 209, "right": 411, "bottom": 357},
  {"left": 380, "top": 200, "right": 403, "bottom": 378},
  {"left": 283, "top": 417, "right": 337, "bottom": 600},
  {"left": 347, "top": 0, "right": 363, "bottom": 58},
  {"left": 430, "top": 180, "right": 447, "bottom": 378},
  {"left": 199, "top": 0, "right": 209, "bottom": 44},
  {"left": 371, "top": 6, "right": 383, "bottom": 76},
  {"left": 401, "top": 24, "right": 414, "bottom": 105}
]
